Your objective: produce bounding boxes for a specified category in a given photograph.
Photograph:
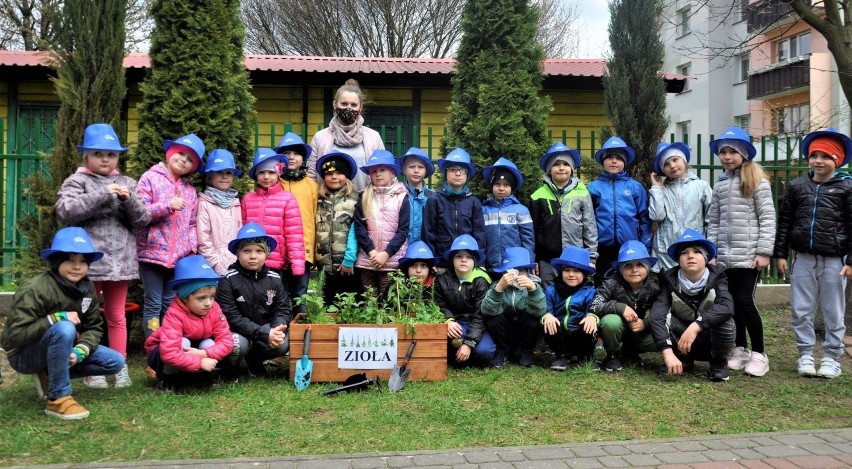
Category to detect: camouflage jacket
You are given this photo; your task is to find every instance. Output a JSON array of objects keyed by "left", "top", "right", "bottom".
[{"left": 316, "top": 189, "right": 358, "bottom": 271}]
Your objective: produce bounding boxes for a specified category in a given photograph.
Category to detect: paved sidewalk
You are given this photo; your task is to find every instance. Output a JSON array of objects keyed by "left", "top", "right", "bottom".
[{"left": 26, "top": 427, "right": 852, "bottom": 468}]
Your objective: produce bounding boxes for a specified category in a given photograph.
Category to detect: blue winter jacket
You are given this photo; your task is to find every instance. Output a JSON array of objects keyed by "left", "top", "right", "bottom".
[
  {"left": 588, "top": 170, "right": 651, "bottom": 250},
  {"left": 423, "top": 187, "right": 486, "bottom": 261},
  {"left": 404, "top": 184, "right": 435, "bottom": 243},
  {"left": 544, "top": 280, "right": 597, "bottom": 334},
  {"left": 482, "top": 194, "right": 535, "bottom": 271}
]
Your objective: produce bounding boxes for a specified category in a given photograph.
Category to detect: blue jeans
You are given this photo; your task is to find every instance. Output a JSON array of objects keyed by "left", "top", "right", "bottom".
[
  {"left": 139, "top": 262, "right": 175, "bottom": 339},
  {"left": 8, "top": 321, "right": 124, "bottom": 400},
  {"left": 448, "top": 322, "right": 497, "bottom": 366}
]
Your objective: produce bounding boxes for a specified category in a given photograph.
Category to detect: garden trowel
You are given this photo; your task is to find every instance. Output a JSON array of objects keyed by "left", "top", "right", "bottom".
[
  {"left": 294, "top": 327, "right": 312, "bottom": 391},
  {"left": 388, "top": 340, "right": 416, "bottom": 392}
]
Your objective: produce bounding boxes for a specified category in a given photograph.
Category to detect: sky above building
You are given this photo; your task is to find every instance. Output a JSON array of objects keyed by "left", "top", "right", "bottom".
[{"left": 575, "top": 1, "right": 611, "bottom": 59}]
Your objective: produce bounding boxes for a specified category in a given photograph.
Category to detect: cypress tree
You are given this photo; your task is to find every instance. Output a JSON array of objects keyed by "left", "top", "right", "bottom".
[
  {"left": 134, "top": 0, "right": 256, "bottom": 180},
  {"left": 16, "top": 0, "right": 127, "bottom": 276},
  {"left": 602, "top": 0, "right": 669, "bottom": 187},
  {"left": 443, "top": 0, "right": 551, "bottom": 201}
]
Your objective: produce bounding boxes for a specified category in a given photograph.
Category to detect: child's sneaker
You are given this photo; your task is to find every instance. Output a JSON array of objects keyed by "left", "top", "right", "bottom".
[
  {"left": 797, "top": 354, "right": 817, "bottom": 377},
  {"left": 604, "top": 354, "right": 622, "bottom": 372},
  {"left": 817, "top": 356, "right": 842, "bottom": 379},
  {"left": 550, "top": 356, "right": 569, "bottom": 371},
  {"left": 743, "top": 351, "right": 769, "bottom": 377},
  {"left": 45, "top": 396, "right": 89, "bottom": 420},
  {"left": 114, "top": 364, "right": 132, "bottom": 388},
  {"left": 592, "top": 337, "right": 607, "bottom": 364},
  {"left": 727, "top": 346, "right": 751, "bottom": 370},
  {"left": 83, "top": 375, "right": 108, "bottom": 389},
  {"left": 34, "top": 370, "right": 49, "bottom": 400},
  {"left": 708, "top": 361, "right": 730, "bottom": 382}
]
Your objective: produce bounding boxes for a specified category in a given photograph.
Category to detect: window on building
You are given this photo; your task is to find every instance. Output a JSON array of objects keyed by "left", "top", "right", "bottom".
[
  {"left": 737, "top": 53, "right": 750, "bottom": 82},
  {"left": 776, "top": 32, "right": 811, "bottom": 62},
  {"left": 735, "top": 114, "right": 751, "bottom": 133},
  {"left": 677, "top": 121, "right": 691, "bottom": 143},
  {"left": 776, "top": 104, "right": 810, "bottom": 135},
  {"left": 677, "top": 63, "right": 691, "bottom": 92},
  {"left": 733, "top": 0, "right": 748, "bottom": 23},
  {"left": 679, "top": 8, "right": 691, "bottom": 36}
]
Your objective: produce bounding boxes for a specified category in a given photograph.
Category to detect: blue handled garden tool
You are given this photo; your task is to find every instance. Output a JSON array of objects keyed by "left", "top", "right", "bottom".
[{"left": 294, "top": 327, "right": 312, "bottom": 391}]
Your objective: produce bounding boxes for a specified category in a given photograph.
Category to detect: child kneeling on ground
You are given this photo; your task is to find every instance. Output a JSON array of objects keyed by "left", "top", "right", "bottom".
[
  {"left": 590, "top": 241, "right": 660, "bottom": 372},
  {"left": 650, "top": 229, "right": 735, "bottom": 382},
  {"left": 1, "top": 227, "right": 124, "bottom": 420},
  {"left": 145, "top": 255, "right": 233, "bottom": 391},
  {"left": 216, "top": 222, "right": 292, "bottom": 376}
]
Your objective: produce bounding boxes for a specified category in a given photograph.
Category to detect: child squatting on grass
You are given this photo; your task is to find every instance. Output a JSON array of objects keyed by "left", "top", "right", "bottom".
[
  {"left": 1, "top": 227, "right": 125, "bottom": 420},
  {"left": 773, "top": 128, "right": 852, "bottom": 379},
  {"left": 145, "top": 255, "right": 233, "bottom": 392},
  {"left": 649, "top": 229, "right": 735, "bottom": 382}
]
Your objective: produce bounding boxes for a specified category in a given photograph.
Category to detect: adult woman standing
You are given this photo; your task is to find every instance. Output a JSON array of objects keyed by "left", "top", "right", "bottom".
[{"left": 307, "top": 79, "right": 385, "bottom": 191}]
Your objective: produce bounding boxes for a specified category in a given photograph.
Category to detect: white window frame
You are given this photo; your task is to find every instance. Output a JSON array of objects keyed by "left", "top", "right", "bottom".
[
  {"left": 776, "top": 32, "right": 811, "bottom": 63},
  {"left": 677, "top": 121, "right": 691, "bottom": 142},
  {"left": 735, "top": 114, "right": 751, "bottom": 133},
  {"left": 677, "top": 63, "right": 692, "bottom": 92},
  {"left": 737, "top": 53, "right": 749, "bottom": 83},
  {"left": 678, "top": 8, "right": 692, "bottom": 37},
  {"left": 777, "top": 103, "right": 810, "bottom": 136}
]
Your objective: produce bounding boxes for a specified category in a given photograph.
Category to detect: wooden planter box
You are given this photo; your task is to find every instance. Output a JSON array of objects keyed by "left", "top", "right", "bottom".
[{"left": 288, "top": 323, "right": 448, "bottom": 383}]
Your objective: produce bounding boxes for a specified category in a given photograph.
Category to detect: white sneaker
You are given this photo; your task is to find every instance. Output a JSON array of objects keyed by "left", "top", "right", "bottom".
[
  {"left": 817, "top": 356, "right": 842, "bottom": 379},
  {"left": 797, "top": 354, "right": 817, "bottom": 377},
  {"left": 113, "top": 365, "right": 132, "bottom": 388},
  {"left": 727, "top": 346, "right": 751, "bottom": 370},
  {"left": 83, "top": 375, "right": 108, "bottom": 389},
  {"left": 744, "top": 351, "right": 769, "bottom": 377}
]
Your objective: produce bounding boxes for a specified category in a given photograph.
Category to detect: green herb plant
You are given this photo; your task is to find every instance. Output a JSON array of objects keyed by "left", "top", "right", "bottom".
[{"left": 296, "top": 270, "right": 334, "bottom": 324}]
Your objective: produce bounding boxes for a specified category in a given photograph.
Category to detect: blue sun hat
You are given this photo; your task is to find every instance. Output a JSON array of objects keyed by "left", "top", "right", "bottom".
[
  {"left": 666, "top": 228, "right": 717, "bottom": 263},
  {"left": 801, "top": 128, "right": 852, "bottom": 167},
  {"left": 316, "top": 150, "right": 358, "bottom": 180},
  {"left": 228, "top": 221, "right": 278, "bottom": 255},
  {"left": 167, "top": 255, "right": 222, "bottom": 299},
  {"left": 360, "top": 149, "right": 401, "bottom": 175},
  {"left": 611, "top": 240, "right": 657, "bottom": 272},
  {"left": 203, "top": 149, "right": 243, "bottom": 177},
  {"left": 594, "top": 136, "right": 636, "bottom": 166},
  {"left": 396, "top": 147, "right": 435, "bottom": 178},
  {"left": 249, "top": 148, "right": 289, "bottom": 180},
  {"left": 443, "top": 234, "right": 485, "bottom": 266},
  {"left": 399, "top": 240, "right": 439, "bottom": 270},
  {"left": 540, "top": 141, "right": 581, "bottom": 173},
  {"left": 709, "top": 126, "right": 757, "bottom": 160},
  {"left": 77, "top": 123, "right": 127, "bottom": 153},
  {"left": 482, "top": 157, "right": 524, "bottom": 192},
  {"left": 653, "top": 141, "right": 691, "bottom": 176},
  {"left": 437, "top": 148, "right": 477, "bottom": 178},
  {"left": 273, "top": 132, "right": 313, "bottom": 159},
  {"left": 163, "top": 133, "right": 206, "bottom": 162},
  {"left": 493, "top": 246, "right": 537, "bottom": 273},
  {"left": 550, "top": 245, "right": 595, "bottom": 276},
  {"left": 40, "top": 227, "right": 104, "bottom": 262}
]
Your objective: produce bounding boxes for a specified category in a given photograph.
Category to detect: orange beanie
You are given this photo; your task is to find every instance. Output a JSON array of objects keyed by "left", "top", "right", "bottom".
[{"left": 808, "top": 136, "right": 845, "bottom": 165}]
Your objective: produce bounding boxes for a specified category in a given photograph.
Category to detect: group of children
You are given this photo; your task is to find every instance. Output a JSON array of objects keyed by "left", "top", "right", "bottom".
[{"left": 2, "top": 116, "right": 850, "bottom": 420}]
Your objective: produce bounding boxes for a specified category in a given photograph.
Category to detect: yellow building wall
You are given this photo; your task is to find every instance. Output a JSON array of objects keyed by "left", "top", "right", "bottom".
[{"left": 0, "top": 82, "right": 8, "bottom": 153}]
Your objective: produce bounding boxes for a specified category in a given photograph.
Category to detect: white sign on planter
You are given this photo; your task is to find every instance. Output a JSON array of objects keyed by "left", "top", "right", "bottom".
[{"left": 338, "top": 327, "right": 398, "bottom": 369}]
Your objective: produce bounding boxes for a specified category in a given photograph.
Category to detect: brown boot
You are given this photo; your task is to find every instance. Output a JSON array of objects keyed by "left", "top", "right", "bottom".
[{"left": 45, "top": 396, "right": 90, "bottom": 420}]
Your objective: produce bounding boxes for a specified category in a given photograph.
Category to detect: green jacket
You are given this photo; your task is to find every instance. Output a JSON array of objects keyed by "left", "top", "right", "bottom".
[
  {"left": 481, "top": 279, "right": 547, "bottom": 318},
  {"left": 0, "top": 271, "right": 103, "bottom": 357}
]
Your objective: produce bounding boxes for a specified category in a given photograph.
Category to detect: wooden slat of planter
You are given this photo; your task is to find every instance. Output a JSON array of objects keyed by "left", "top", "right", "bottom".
[{"left": 289, "top": 323, "right": 448, "bottom": 383}]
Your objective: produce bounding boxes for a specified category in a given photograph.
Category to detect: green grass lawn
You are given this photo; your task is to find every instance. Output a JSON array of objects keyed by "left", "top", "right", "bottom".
[{"left": 1, "top": 307, "right": 850, "bottom": 466}]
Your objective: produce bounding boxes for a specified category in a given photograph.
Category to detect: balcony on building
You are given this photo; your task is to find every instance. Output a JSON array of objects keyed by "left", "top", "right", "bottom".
[
  {"left": 747, "top": 0, "right": 811, "bottom": 34},
  {"left": 747, "top": 56, "right": 810, "bottom": 100}
]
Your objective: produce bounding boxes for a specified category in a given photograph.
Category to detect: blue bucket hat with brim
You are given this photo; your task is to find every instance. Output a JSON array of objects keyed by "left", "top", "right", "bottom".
[
  {"left": 249, "top": 148, "right": 289, "bottom": 180},
  {"left": 494, "top": 246, "right": 536, "bottom": 273},
  {"left": 273, "top": 132, "right": 313, "bottom": 159},
  {"left": 228, "top": 221, "right": 278, "bottom": 255},
  {"left": 442, "top": 234, "right": 485, "bottom": 266},
  {"left": 550, "top": 245, "right": 595, "bottom": 276},
  {"left": 540, "top": 141, "right": 581, "bottom": 171},
  {"left": 203, "top": 149, "right": 243, "bottom": 177},
  {"left": 802, "top": 128, "right": 852, "bottom": 167},
  {"left": 610, "top": 240, "right": 657, "bottom": 272},
  {"left": 360, "top": 149, "right": 401, "bottom": 175},
  {"left": 77, "top": 123, "right": 127, "bottom": 153},
  {"left": 167, "top": 255, "right": 222, "bottom": 290},
  {"left": 41, "top": 227, "right": 104, "bottom": 262},
  {"left": 399, "top": 240, "right": 439, "bottom": 269},
  {"left": 653, "top": 142, "right": 691, "bottom": 176},
  {"left": 482, "top": 157, "right": 524, "bottom": 192},
  {"left": 316, "top": 150, "right": 358, "bottom": 180},
  {"left": 666, "top": 228, "right": 717, "bottom": 262},
  {"left": 709, "top": 126, "right": 757, "bottom": 160},
  {"left": 437, "top": 148, "right": 477, "bottom": 178},
  {"left": 594, "top": 136, "right": 636, "bottom": 166},
  {"left": 163, "top": 133, "right": 206, "bottom": 162},
  {"left": 396, "top": 147, "right": 435, "bottom": 178}
]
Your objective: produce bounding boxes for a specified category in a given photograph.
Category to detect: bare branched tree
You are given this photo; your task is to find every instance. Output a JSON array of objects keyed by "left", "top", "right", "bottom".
[{"left": 536, "top": 0, "right": 581, "bottom": 58}]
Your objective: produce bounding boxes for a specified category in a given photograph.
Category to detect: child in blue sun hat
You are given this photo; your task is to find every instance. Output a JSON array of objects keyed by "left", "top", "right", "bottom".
[
  {"left": 398, "top": 240, "right": 439, "bottom": 288},
  {"left": 531, "top": 141, "right": 598, "bottom": 287},
  {"left": 397, "top": 147, "right": 436, "bottom": 243},
  {"left": 481, "top": 157, "right": 535, "bottom": 277},
  {"left": 423, "top": 148, "right": 486, "bottom": 266},
  {"left": 197, "top": 149, "right": 243, "bottom": 275},
  {"left": 1, "top": 227, "right": 124, "bottom": 420},
  {"left": 588, "top": 136, "right": 651, "bottom": 285}
]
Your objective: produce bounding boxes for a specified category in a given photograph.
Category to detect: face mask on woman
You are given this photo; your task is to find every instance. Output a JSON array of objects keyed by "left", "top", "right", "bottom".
[{"left": 335, "top": 107, "right": 360, "bottom": 126}]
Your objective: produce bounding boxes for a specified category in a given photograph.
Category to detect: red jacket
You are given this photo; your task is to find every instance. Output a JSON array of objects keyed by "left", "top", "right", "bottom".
[
  {"left": 144, "top": 298, "right": 233, "bottom": 373},
  {"left": 241, "top": 183, "right": 306, "bottom": 274}
]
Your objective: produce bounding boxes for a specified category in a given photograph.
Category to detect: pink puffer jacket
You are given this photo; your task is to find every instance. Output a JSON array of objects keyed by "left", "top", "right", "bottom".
[
  {"left": 241, "top": 183, "right": 306, "bottom": 274},
  {"left": 136, "top": 163, "right": 198, "bottom": 268},
  {"left": 196, "top": 193, "right": 242, "bottom": 275},
  {"left": 144, "top": 298, "right": 233, "bottom": 373}
]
